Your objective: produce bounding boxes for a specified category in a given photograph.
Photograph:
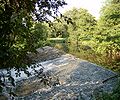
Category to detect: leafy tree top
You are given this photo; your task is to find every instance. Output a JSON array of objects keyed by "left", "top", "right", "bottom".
[{"left": 99, "top": 0, "right": 120, "bottom": 27}]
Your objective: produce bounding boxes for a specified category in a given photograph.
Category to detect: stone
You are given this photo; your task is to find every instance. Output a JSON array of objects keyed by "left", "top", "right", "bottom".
[
  {"left": 15, "top": 53, "right": 119, "bottom": 100},
  {"left": 27, "top": 46, "right": 65, "bottom": 63}
]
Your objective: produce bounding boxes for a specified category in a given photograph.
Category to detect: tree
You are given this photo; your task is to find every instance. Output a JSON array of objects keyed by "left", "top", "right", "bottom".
[
  {"left": 99, "top": 2, "right": 120, "bottom": 27},
  {"left": 96, "top": 0, "right": 120, "bottom": 63},
  {"left": 0, "top": 0, "right": 67, "bottom": 68},
  {"left": 64, "top": 8, "right": 97, "bottom": 51},
  {"left": 48, "top": 19, "right": 69, "bottom": 38},
  {"left": 31, "top": 22, "right": 48, "bottom": 48}
]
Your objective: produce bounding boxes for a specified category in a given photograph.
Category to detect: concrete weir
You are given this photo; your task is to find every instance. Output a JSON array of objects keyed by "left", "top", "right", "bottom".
[{"left": 6, "top": 47, "right": 120, "bottom": 99}]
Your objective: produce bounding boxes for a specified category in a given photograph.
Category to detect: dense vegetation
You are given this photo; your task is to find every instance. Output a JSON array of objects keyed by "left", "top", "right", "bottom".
[
  {"left": 48, "top": 0, "right": 120, "bottom": 73},
  {"left": 0, "top": 0, "right": 67, "bottom": 68}
]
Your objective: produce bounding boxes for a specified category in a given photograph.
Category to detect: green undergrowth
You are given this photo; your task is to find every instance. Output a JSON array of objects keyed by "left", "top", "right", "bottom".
[{"left": 52, "top": 43, "right": 120, "bottom": 73}]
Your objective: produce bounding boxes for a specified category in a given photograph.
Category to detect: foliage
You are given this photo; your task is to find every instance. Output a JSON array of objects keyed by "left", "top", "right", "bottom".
[
  {"left": 31, "top": 22, "right": 48, "bottom": 48},
  {"left": 99, "top": 3, "right": 120, "bottom": 27},
  {"left": 47, "top": 16, "right": 71, "bottom": 38},
  {"left": 95, "top": 0, "right": 120, "bottom": 66},
  {"left": 0, "top": 0, "right": 67, "bottom": 68},
  {"left": 64, "top": 8, "right": 97, "bottom": 52}
]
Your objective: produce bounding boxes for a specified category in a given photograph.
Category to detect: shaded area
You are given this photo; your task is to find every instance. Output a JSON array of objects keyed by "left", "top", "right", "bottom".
[{"left": 27, "top": 46, "right": 65, "bottom": 63}]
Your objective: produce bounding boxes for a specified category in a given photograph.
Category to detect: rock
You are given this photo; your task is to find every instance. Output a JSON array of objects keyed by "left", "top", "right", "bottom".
[
  {"left": 15, "top": 53, "right": 119, "bottom": 100},
  {"left": 27, "top": 46, "right": 65, "bottom": 63}
]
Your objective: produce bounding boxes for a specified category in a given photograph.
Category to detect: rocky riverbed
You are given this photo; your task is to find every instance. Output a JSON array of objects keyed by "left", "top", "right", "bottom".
[
  {"left": 0, "top": 46, "right": 119, "bottom": 100},
  {"left": 13, "top": 46, "right": 119, "bottom": 100}
]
